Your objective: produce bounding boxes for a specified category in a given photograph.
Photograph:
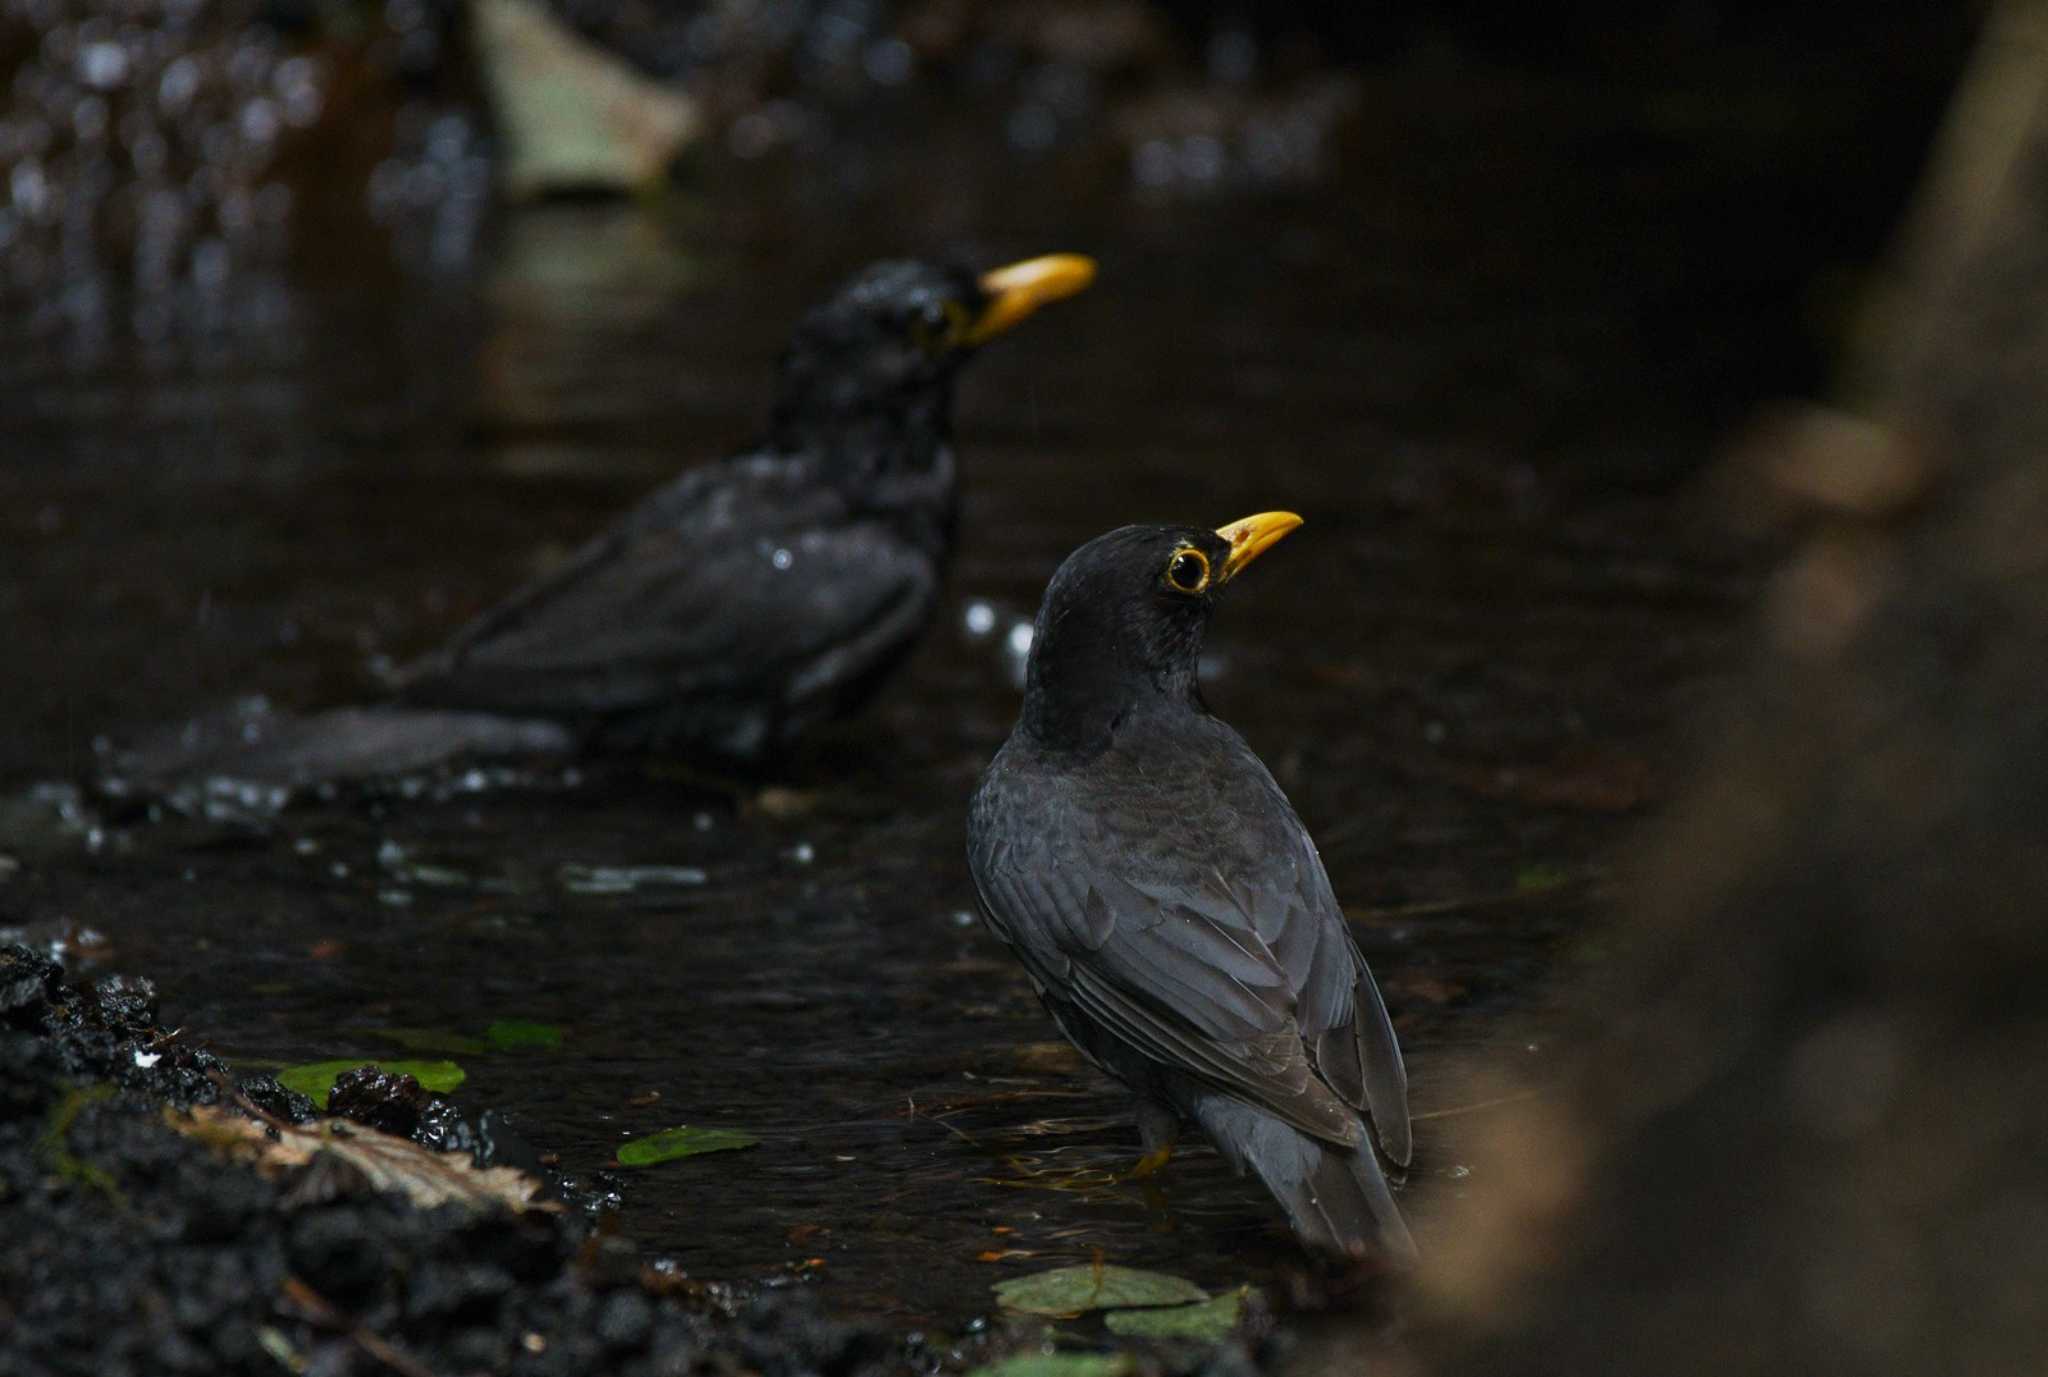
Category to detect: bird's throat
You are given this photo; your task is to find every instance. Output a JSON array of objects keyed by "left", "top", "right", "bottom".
[
  {"left": 771, "top": 388, "right": 954, "bottom": 479},
  {"left": 1021, "top": 630, "right": 1204, "bottom": 757}
]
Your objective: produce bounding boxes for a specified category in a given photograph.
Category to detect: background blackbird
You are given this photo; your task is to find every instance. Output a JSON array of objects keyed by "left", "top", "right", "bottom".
[
  {"left": 392, "top": 254, "right": 1095, "bottom": 764},
  {"left": 967, "top": 513, "right": 1416, "bottom": 1259}
]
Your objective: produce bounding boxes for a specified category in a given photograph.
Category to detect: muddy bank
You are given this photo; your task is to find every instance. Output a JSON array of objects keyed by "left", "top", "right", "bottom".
[{"left": 0, "top": 943, "right": 1277, "bottom": 1376}]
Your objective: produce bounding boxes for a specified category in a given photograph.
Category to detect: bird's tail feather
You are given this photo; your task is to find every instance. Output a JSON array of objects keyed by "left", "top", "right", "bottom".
[
  {"left": 1194, "top": 1095, "right": 1417, "bottom": 1262},
  {"left": 109, "top": 704, "right": 576, "bottom": 793}
]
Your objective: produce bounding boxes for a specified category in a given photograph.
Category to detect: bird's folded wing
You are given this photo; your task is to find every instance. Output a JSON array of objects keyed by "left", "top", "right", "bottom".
[
  {"left": 398, "top": 473, "right": 929, "bottom": 717},
  {"left": 973, "top": 849, "right": 1365, "bottom": 1148},
  {"left": 1283, "top": 835, "right": 1413, "bottom": 1166}
]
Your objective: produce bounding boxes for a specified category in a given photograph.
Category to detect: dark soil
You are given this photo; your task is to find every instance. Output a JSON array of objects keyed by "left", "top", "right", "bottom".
[{"left": 0, "top": 943, "right": 1272, "bottom": 1377}]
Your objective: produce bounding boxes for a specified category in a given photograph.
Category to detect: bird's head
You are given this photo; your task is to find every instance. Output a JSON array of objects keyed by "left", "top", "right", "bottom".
[
  {"left": 1020, "top": 511, "right": 1303, "bottom": 750},
  {"left": 771, "top": 254, "right": 1095, "bottom": 455}
]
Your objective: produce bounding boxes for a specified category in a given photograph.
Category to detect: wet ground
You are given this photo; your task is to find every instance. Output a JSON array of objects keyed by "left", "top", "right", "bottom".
[{"left": 0, "top": 13, "right": 1966, "bottom": 1355}]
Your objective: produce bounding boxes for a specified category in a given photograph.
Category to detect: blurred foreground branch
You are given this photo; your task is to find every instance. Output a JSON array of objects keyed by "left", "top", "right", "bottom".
[{"left": 1386, "top": 4, "right": 2048, "bottom": 1374}]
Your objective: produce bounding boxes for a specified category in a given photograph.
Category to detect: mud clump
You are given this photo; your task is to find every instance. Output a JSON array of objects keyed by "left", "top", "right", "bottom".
[
  {"left": 0, "top": 944, "right": 926, "bottom": 1376},
  {"left": 327, "top": 1063, "right": 434, "bottom": 1137}
]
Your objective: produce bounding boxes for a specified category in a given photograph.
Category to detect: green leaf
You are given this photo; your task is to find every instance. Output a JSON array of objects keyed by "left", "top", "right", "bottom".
[
  {"left": 615, "top": 1125, "right": 759, "bottom": 1167},
  {"left": 966, "top": 1355, "right": 1135, "bottom": 1377},
  {"left": 1104, "top": 1289, "right": 1244, "bottom": 1341},
  {"left": 1516, "top": 863, "right": 1568, "bottom": 894},
  {"left": 373, "top": 1027, "right": 489, "bottom": 1056},
  {"left": 277, "top": 1060, "right": 468, "bottom": 1107},
  {"left": 993, "top": 1265, "right": 1208, "bottom": 1317},
  {"left": 485, "top": 1019, "right": 563, "bottom": 1051}
]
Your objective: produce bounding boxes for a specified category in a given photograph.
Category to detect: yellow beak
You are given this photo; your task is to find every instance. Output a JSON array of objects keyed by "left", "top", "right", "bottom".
[
  {"left": 966, "top": 254, "right": 1098, "bottom": 345},
  {"left": 1214, "top": 511, "right": 1304, "bottom": 581}
]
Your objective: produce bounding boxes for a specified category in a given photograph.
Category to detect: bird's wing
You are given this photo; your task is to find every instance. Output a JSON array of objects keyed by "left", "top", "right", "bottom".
[
  {"left": 973, "top": 821, "right": 1371, "bottom": 1149},
  {"left": 400, "top": 461, "right": 931, "bottom": 719},
  {"left": 1288, "top": 833, "right": 1412, "bottom": 1166}
]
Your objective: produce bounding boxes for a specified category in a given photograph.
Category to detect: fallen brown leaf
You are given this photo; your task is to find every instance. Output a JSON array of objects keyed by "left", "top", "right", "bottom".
[{"left": 169, "top": 1106, "right": 562, "bottom": 1214}]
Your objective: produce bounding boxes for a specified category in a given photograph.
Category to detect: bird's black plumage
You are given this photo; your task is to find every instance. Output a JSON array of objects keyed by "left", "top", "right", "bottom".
[
  {"left": 967, "top": 517, "right": 1415, "bottom": 1259},
  {"left": 394, "top": 255, "right": 1093, "bottom": 764}
]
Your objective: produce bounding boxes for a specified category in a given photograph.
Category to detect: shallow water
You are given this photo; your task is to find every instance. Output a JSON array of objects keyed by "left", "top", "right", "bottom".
[{"left": 0, "top": 40, "right": 1952, "bottom": 1335}]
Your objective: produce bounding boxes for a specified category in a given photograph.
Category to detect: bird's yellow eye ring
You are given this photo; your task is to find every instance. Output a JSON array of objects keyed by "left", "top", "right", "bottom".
[
  {"left": 1164, "top": 547, "right": 1210, "bottom": 595},
  {"left": 910, "top": 300, "right": 973, "bottom": 354}
]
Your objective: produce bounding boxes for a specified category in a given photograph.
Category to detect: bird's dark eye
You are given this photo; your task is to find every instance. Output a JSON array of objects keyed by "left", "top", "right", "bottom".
[
  {"left": 908, "top": 300, "right": 970, "bottom": 353},
  {"left": 1165, "top": 548, "right": 1210, "bottom": 594}
]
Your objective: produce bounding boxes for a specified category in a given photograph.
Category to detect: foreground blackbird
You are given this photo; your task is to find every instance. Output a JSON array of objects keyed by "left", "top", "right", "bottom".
[
  {"left": 967, "top": 514, "right": 1415, "bottom": 1259},
  {"left": 393, "top": 254, "right": 1095, "bottom": 764}
]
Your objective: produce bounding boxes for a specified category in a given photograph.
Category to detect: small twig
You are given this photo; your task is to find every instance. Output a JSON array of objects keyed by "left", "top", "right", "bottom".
[
  {"left": 229, "top": 1079, "right": 288, "bottom": 1130},
  {"left": 1346, "top": 888, "right": 1582, "bottom": 924},
  {"left": 898, "top": 1088, "right": 1095, "bottom": 1118},
  {"left": 1410, "top": 1089, "right": 1544, "bottom": 1122},
  {"left": 931, "top": 1117, "right": 985, "bottom": 1149},
  {"left": 280, "top": 1277, "right": 439, "bottom": 1377}
]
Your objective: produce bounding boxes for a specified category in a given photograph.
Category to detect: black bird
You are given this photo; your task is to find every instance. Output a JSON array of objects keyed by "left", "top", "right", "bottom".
[
  {"left": 392, "top": 254, "right": 1096, "bottom": 764},
  {"left": 967, "top": 513, "right": 1416, "bottom": 1259}
]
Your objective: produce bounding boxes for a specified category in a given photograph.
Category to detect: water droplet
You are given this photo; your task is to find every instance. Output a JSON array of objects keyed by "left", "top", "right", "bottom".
[
  {"left": 78, "top": 41, "right": 128, "bottom": 91},
  {"left": 1178, "top": 134, "right": 1227, "bottom": 183},
  {"left": 1207, "top": 29, "right": 1258, "bottom": 85},
  {"left": 158, "top": 57, "right": 199, "bottom": 115},
  {"left": 11, "top": 161, "right": 50, "bottom": 219},
  {"left": 1006, "top": 103, "right": 1058, "bottom": 152},
  {"left": 727, "top": 111, "right": 782, "bottom": 160},
  {"left": 771, "top": 547, "right": 793, "bottom": 571},
  {"left": 864, "top": 37, "right": 912, "bottom": 86},
  {"left": 1133, "top": 139, "right": 1177, "bottom": 188},
  {"left": 559, "top": 864, "right": 709, "bottom": 895},
  {"left": 239, "top": 98, "right": 279, "bottom": 147},
  {"left": 191, "top": 237, "right": 229, "bottom": 291},
  {"left": 71, "top": 95, "right": 108, "bottom": 143}
]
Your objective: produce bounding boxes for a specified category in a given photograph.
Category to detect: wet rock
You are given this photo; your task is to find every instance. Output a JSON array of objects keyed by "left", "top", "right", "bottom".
[
  {"left": 413, "top": 1093, "right": 480, "bottom": 1155},
  {"left": 289, "top": 1210, "right": 389, "bottom": 1303},
  {"left": 405, "top": 1258, "right": 515, "bottom": 1321},
  {"left": 88, "top": 970, "right": 159, "bottom": 1031},
  {"left": 0, "top": 943, "right": 59, "bottom": 1019},
  {"left": 596, "top": 1288, "right": 654, "bottom": 1349},
  {"left": 0, "top": 941, "right": 231, "bottom": 1104},
  {"left": 0, "top": 1031, "right": 58, "bottom": 1117},
  {"left": 327, "top": 1064, "right": 430, "bottom": 1138},
  {"left": 471, "top": 0, "right": 700, "bottom": 200},
  {"left": 237, "top": 1073, "right": 319, "bottom": 1124}
]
